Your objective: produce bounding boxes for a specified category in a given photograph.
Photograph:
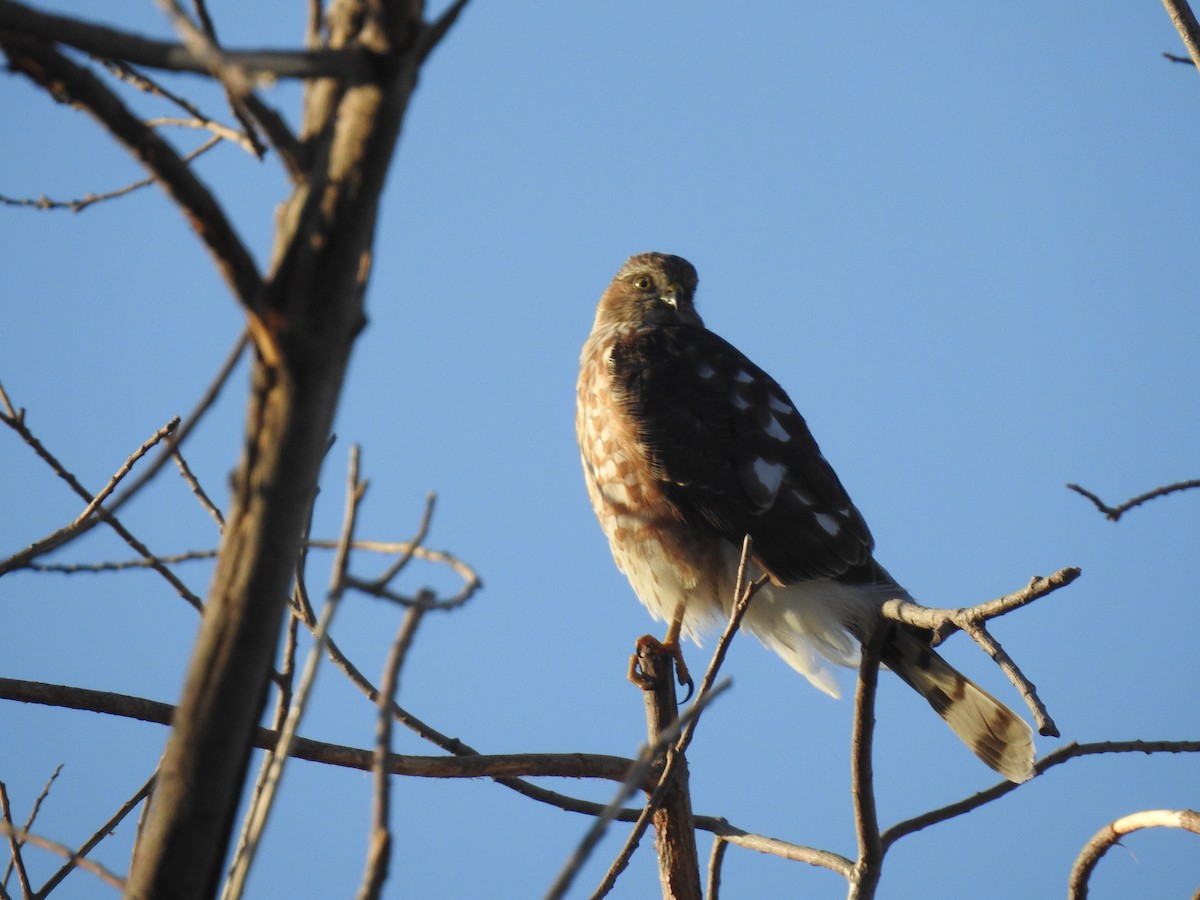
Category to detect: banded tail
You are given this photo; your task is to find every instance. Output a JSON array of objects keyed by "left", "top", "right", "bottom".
[{"left": 882, "top": 627, "right": 1036, "bottom": 783}]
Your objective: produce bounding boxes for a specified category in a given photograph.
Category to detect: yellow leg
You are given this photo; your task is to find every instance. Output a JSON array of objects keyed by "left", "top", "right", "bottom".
[{"left": 626, "top": 601, "right": 693, "bottom": 695}]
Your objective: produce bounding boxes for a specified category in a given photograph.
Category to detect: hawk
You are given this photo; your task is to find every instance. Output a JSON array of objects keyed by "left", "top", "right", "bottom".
[{"left": 576, "top": 251, "right": 1035, "bottom": 783}]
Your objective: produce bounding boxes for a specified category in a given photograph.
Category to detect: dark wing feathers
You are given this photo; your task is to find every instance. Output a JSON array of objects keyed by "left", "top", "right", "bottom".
[{"left": 609, "top": 325, "right": 875, "bottom": 584}]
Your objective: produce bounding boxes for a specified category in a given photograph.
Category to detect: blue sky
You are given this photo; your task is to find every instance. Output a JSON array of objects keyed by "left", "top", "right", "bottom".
[{"left": 3, "top": 2, "right": 1199, "bottom": 897}]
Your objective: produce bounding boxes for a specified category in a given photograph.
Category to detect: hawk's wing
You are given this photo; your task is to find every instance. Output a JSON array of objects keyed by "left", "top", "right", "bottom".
[{"left": 609, "top": 324, "right": 876, "bottom": 584}]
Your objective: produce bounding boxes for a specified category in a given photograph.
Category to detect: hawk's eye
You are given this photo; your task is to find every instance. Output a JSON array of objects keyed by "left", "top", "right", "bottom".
[{"left": 632, "top": 274, "right": 653, "bottom": 291}]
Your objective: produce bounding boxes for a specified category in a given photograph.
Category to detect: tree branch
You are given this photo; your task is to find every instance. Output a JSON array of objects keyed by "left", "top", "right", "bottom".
[
  {"left": 0, "top": 677, "right": 638, "bottom": 785},
  {"left": 0, "top": 36, "right": 264, "bottom": 312},
  {"left": 1068, "top": 808, "right": 1200, "bottom": 899},
  {"left": 1162, "top": 0, "right": 1200, "bottom": 70},
  {"left": 1067, "top": 479, "right": 1200, "bottom": 522},
  {"left": 882, "top": 740, "right": 1200, "bottom": 848},
  {"left": 0, "top": 0, "right": 364, "bottom": 79}
]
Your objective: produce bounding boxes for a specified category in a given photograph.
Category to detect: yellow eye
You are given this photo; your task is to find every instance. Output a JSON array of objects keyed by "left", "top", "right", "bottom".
[{"left": 632, "top": 274, "right": 653, "bottom": 291}]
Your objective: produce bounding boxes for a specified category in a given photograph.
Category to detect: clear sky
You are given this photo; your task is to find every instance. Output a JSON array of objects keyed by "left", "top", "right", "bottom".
[{"left": 3, "top": 2, "right": 1199, "bottom": 898}]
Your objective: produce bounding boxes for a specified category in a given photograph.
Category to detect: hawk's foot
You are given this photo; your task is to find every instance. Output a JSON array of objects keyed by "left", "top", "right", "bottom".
[{"left": 628, "top": 633, "right": 695, "bottom": 701}]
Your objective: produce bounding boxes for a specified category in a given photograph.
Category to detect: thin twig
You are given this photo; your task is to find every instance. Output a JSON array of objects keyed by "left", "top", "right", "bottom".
[
  {"left": 0, "top": 35, "right": 264, "bottom": 309},
  {"left": 882, "top": 739, "right": 1200, "bottom": 848},
  {"left": 222, "top": 446, "right": 367, "bottom": 900},
  {"left": 171, "top": 448, "right": 225, "bottom": 528},
  {"left": 0, "top": 823, "right": 124, "bottom": 892},
  {"left": 357, "top": 605, "right": 426, "bottom": 900},
  {"left": 0, "top": 411, "right": 200, "bottom": 609},
  {"left": 36, "top": 771, "right": 156, "bottom": 896},
  {"left": 145, "top": 116, "right": 256, "bottom": 151},
  {"left": 0, "top": 136, "right": 224, "bottom": 212},
  {"left": 0, "top": 416, "right": 179, "bottom": 571},
  {"left": 879, "top": 567, "right": 1079, "bottom": 732},
  {"left": 109, "top": 330, "right": 248, "bottom": 514},
  {"left": 705, "top": 837, "right": 727, "bottom": 900},
  {"left": 961, "top": 620, "right": 1058, "bottom": 736},
  {"left": 0, "top": 783, "right": 33, "bottom": 900},
  {"left": 415, "top": 0, "right": 472, "bottom": 63},
  {"left": 1068, "top": 808, "right": 1200, "bottom": 899},
  {"left": 1067, "top": 479, "right": 1200, "bottom": 522},
  {"left": 881, "top": 567, "right": 1081, "bottom": 634},
  {"left": 367, "top": 492, "right": 436, "bottom": 590},
  {"left": 185, "top": 0, "right": 267, "bottom": 158},
  {"left": 848, "top": 628, "right": 885, "bottom": 900}
]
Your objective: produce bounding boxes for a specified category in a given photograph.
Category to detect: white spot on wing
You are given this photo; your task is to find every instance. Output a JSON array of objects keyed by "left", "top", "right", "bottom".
[
  {"left": 763, "top": 413, "right": 789, "bottom": 441},
  {"left": 768, "top": 393, "right": 794, "bottom": 415},
  {"left": 734, "top": 370, "right": 755, "bottom": 384},
  {"left": 696, "top": 362, "right": 716, "bottom": 379},
  {"left": 730, "top": 392, "right": 751, "bottom": 410},
  {"left": 814, "top": 512, "right": 841, "bottom": 536},
  {"left": 741, "top": 457, "right": 786, "bottom": 507}
]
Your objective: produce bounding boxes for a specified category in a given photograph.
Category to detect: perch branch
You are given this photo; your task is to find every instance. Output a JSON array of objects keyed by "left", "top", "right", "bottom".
[
  {"left": 590, "top": 536, "right": 762, "bottom": 899},
  {"left": 881, "top": 567, "right": 1080, "bottom": 736}
]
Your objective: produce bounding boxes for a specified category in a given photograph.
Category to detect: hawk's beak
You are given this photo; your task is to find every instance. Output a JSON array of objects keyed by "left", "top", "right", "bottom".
[{"left": 661, "top": 283, "right": 681, "bottom": 309}]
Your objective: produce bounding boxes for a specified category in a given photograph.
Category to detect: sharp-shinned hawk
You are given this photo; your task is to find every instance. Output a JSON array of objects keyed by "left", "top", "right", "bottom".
[{"left": 576, "top": 251, "right": 1034, "bottom": 783}]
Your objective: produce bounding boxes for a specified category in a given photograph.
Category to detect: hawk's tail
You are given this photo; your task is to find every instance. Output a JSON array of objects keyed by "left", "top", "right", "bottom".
[{"left": 882, "top": 627, "right": 1036, "bottom": 783}]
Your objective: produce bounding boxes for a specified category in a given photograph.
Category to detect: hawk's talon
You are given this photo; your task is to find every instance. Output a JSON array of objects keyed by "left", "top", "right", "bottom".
[{"left": 630, "top": 633, "right": 694, "bottom": 700}]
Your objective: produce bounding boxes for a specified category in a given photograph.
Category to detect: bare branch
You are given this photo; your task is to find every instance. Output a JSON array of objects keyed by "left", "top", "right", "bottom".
[
  {"left": 36, "top": 772, "right": 156, "bottom": 897},
  {"left": 880, "top": 567, "right": 1079, "bottom": 734},
  {"left": 0, "top": 407, "right": 202, "bottom": 610},
  {"left": 0, "top": 677, "right": 637, "bottom": 785},
  {"left": 1068, "top": 808, "right": 1200, "bottom": 899},
  {"left": 0, "top": 823, "right": 125, "bottom": 892},
  {"left": 546, "top": 680, "right": 728, "bottom": 900},
  {"left": 705, "top": 838, "right": 727, "bottom": 900},
  {"left": 357, "top": 605, "right": 425, "bottom": 900},
  {"left": 0, "top": 35, "right": 264, "bottom": 310},
  {"left": 881, "top": 567, "right": 1081, "bottom": 633},
  {"left": 0, "top": 416, "right": 178, "bottom": 571},
  {"left": 0, "top": 135, "right": 225, "bottom": 212},
  {"left": 1067, "top": 479, "right": 1200, "bottom": 521},
  {"left": 1162, "top": 0, "right": 1200, "bottom": 69},
  {"left": 223, "top": 446, "right": 367, "bottom": 899},
  {"left": 415, "top": 0, "right": 472, "bottom": 63},
  {"left": 588, "top": 537, "right": 762, "bottom": 899},
  {"left": 883, "top": 739, "right": 1200, "bottom": 848},
  {"left": 171, "top": 448, "right": 225, "bottom": 528},
  {"left": 108, "top": 330, "right": 248, "bottom": 515},
  {"left": 0, "top": 0, "right": 364, "bottom": 79},
  {"left": 0, "top": 783, "right": 33, "bottom": 900},
  {"left": 848, "top": 629, "right": 884, "bottom": 900}
]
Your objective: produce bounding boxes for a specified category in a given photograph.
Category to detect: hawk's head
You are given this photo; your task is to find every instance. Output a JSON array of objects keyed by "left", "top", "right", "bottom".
[{"left": 594, "top": 252, "right": 703, "bottom": 331}]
